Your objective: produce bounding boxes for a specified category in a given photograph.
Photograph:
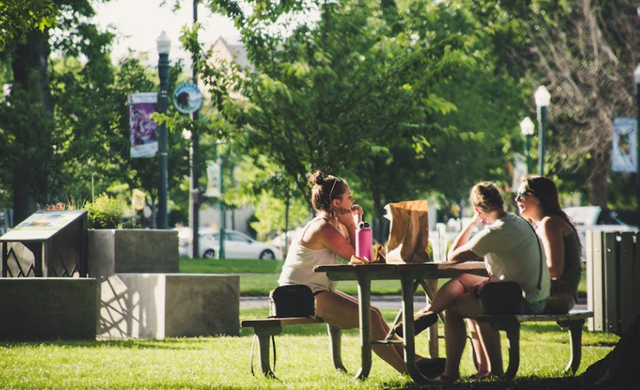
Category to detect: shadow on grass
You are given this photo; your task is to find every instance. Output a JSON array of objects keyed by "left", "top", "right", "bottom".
[
  {"left": 0, "top": 337, "right": 220, "bottom": 350},
  {"left": 395, "top": 377, "right": 613, "bottom": 390}
]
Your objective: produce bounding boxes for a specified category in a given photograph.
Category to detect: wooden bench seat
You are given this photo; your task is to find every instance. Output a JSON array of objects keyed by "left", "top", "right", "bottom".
[
  {"left": 475, "top": 310, "right": 593, "bottom": 379},
  {"left": 241, "top": 317, "right": 347, "bottom": 377}
]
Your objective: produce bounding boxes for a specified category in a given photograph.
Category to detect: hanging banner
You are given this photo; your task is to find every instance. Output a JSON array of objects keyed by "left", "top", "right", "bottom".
[
  {"left": 128, "top": 93, "right": 158, "bottom": 158},
  {"left": 612, "top": 118, "right": 637, "bottom": 173},
  {"left": 204, "top": 160, "right": 221, "bottom": 197},
  {"left": 132, "top": 189, "right": 146, "bottom": 211}
]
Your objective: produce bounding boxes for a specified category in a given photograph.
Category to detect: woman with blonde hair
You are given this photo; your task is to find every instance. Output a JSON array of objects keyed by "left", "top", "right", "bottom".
[
  {"left": 468, "top": 175, "right": 580, "bottom": 378},
  {"left": 396, "top": 181, "right": 549, "bottom": 381}
]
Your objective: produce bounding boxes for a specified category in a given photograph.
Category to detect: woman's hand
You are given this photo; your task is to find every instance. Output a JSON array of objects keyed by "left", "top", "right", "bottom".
[
  {"left": 336, "top": 205, "right": 362, "bottom": 228},
  {"left": 471, "top": 211, "right": 485, "bottom": 228},
  {"left": 472, "top": 278, "right": 490, "bottom": 298},
  {"left": 351, "top": 204, "right": 363, "bottom": 224}
]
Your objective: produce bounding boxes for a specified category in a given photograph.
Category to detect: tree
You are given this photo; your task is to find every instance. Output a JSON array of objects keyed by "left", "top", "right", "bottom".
[
  {"left": 204, "top": 0, "right": 488, "bottom": 222},
  {"left": 0, "top": 0, "right": 57, "bottom": 50},
  {"left": 0, "top": 0, "right": 116, "bottom": 223},
  {"left": 0, "top": 0, "right": 198, "bottom": 227},
  {"left": 465, "top": 0, "right": 640, "bottom": 207}
]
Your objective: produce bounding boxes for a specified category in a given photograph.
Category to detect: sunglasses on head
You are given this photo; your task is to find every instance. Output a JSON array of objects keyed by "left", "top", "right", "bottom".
[{"left": 515, "top": 189, "right": 533, "bottom": 202}]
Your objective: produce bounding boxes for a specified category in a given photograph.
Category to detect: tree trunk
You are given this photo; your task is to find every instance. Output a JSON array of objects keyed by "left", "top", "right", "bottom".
[
  {"left": 587, "top": 149, "right": 609, "bottom": 207},
  {"left": 10, "top": 29, "right": 52, "bottom": 224}
]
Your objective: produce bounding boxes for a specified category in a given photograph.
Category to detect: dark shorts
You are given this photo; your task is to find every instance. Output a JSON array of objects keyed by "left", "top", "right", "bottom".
[{"left": 523, "top": 299, "right": 546, "bottom": 314}]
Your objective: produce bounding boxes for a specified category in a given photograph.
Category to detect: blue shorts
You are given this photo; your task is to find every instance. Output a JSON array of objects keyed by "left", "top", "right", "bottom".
[{"left": 523, "top": 299, "right": 546, "bottom": 314}]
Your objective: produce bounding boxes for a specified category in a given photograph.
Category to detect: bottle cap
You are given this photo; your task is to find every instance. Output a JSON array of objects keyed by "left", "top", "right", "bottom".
[{"left": 358, "top": 221, "right": 370, "bottom": 229}]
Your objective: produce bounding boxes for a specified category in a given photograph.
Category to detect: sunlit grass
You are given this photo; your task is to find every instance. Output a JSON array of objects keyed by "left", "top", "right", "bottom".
[{"left": 0, "top": 308, "right": 617, "bottom": 389}]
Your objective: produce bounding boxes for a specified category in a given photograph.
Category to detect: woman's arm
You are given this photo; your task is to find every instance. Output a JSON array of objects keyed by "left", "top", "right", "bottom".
[
  {"left": 449, "top": 245, "right": 483, "bottom": 263},
  {"left": 319, "top": 223, "right": 356, "bottom": 260},
  {"left": 448, "top": 214, "right": 483, "bottom": 262},
  {"left": 318, "top": 206, "right": 360, "bottom": 260},
  {"left": 537, "top": 217, "right": 565, "bottom": 279}
]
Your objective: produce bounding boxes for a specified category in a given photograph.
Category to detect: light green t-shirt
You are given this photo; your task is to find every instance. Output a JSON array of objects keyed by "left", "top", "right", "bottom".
[{"left": 469, "top": 213, "right": 550, "bottom": 303}]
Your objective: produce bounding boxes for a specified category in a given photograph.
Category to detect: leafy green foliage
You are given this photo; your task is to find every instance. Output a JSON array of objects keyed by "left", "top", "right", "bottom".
[
  {"left": 202, "top": 0, "right": 511, "bottom": 233},
  {"left": 463, "top": 0, "right": 640, "bottom": 207},
  {"left": 84, "top": 194, "right": 124, "bottom": 229},
  {"left": 0, "top": 0, "right": 57, "bottom": 50}
]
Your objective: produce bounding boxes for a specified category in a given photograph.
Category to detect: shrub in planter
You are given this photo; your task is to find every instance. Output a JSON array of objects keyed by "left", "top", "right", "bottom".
[{"left": 84, "top": 195, "right": 124, "bottom": 229}]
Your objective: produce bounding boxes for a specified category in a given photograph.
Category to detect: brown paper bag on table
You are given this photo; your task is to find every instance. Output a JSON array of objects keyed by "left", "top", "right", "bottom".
[{"left": 384, "top": 200, "right": 430, "bottom": 264}]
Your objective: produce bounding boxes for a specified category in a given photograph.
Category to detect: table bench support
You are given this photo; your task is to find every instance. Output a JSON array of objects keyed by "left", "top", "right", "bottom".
[
  {"left": 244, "top": 319, "right": 345, "bottom": 378},
  {"left": 561, "top": 318, "right": 585, "bottom": 374},
  {"left": 356, "top": 274, "right": 372, "bottom": 380},
  {"left": 253, "top": 325, "right": 280, "bottom": 377},
  {"left": 480, "top": 314, "right": 589, "bottom": 379}
]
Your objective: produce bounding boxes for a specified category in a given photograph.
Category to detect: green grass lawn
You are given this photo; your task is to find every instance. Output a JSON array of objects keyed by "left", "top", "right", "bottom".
[{"left": 0, "top": 308, "right": 618, "bottom": 389}]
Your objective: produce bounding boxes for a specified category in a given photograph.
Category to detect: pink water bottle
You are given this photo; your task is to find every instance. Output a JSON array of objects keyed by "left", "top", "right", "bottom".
[{"left": 356, "top": 221, "right": 373, "bottom": 262}]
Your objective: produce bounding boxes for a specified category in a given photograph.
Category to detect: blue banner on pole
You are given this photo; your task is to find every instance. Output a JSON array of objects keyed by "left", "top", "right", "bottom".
[{"left": 612, "top": 118, "right": 637, "bottom": 173}]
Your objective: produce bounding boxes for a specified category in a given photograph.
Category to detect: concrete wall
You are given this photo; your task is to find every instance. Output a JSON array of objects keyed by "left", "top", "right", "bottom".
[
  {"left": 0, "top": 278, "right": 97, "bottom": 340},
  {"left": 99, "top": 274, "right": 239, "bottom": 339},
  {"left": 88, "top": 229, "right": 179, "bottom": 276}
]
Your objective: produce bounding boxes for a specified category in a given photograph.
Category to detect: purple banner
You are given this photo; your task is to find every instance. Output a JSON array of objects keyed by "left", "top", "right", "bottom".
[{"left": 128, "top": 93, "right": 158, "bottom": 158}]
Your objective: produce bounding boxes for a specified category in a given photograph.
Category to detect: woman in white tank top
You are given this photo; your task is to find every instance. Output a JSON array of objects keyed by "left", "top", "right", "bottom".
[{"left": 277, "top": 171, "right": 412, "bottom": 374}]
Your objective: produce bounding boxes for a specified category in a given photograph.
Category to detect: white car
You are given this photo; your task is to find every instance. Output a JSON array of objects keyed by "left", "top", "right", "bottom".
[{"left": 178, "top": 228, "right": 282, "bottom": 260}]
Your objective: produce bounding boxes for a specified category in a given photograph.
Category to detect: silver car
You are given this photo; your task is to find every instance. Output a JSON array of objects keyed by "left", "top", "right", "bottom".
[{"left": 179, "top": 228, "right": 282, "bottom": 260}]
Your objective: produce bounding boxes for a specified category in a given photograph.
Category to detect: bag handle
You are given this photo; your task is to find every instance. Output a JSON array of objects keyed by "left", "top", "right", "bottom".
[{"left": 521, "top": 216, "right": 543, "bottom": 291}]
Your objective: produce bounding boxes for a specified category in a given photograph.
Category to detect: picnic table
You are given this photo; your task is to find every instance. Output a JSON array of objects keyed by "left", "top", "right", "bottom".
[{"left": 314, "top": 261, "right": 487, "bottom": 384}]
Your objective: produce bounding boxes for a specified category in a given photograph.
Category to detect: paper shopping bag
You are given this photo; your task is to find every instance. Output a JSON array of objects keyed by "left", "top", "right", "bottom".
[{"left": 384, "top": 200, "right": 430, "bottom": 264}]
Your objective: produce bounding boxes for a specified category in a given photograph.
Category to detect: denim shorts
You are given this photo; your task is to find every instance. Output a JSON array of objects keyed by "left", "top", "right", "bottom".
[{"left": 523, "top": 299, "right": 547, "bottom": 314}]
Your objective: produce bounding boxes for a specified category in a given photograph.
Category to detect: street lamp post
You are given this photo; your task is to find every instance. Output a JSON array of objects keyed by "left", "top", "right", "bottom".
[
  {"left": 218, "top": 150, "right": 226, "bottom": 259},
  {"left": 535, "top": 86, "right": 551, "bottom": 176},
  {"left": 190, "top": 0, "right": 201, "bottom": 258},
  {"left": 633, "top": 65, "right": 640, "bottom": 224},
  {"left": 520, "top": 117, "right": 535, "bottom": 173},
  {"left": 156, "top": 31, "right": 171, "bottom": 229}
]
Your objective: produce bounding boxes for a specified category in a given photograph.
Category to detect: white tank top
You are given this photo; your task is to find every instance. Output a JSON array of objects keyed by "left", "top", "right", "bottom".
[{"left": 277, "top": 218, "right": 338, "bottom": 293}]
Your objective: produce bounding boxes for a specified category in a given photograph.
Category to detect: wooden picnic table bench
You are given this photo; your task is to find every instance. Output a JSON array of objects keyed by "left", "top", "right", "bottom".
[
  {"left": 241, "top": 317, "right": 348, "bottom": 377},
  {"left": 475, "top": 309, "right": 594, "bottom": 379}
]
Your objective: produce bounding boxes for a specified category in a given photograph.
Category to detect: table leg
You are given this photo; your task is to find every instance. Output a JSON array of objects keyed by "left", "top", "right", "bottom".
[
  {"left": 401, "top": 274, "right": 429, "bottom": 383},
  {"left": 355, "top": 273, "right": 372, "bottom": 380}
]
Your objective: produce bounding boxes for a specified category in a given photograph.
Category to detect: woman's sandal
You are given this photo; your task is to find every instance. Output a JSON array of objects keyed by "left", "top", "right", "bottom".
[{"left": 393, "top": 312, "right": 438, "bottom": 338}]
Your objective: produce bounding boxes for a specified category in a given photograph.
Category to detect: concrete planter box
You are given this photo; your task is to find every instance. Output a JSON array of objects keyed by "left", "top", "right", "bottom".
[
  {"left": 88, "top": 229, "right": 179, "bottom": 277},
  {"left": 0, "top": 278, "right": 98, "bottom": 340},
  {"left": 99, "top": 273, "right": 239, "bottom": 339}
]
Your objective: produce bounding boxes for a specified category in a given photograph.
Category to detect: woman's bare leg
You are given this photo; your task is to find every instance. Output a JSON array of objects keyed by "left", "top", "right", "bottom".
[
  {"left": 315, "top": 290, "right": 407, "bottom": 373},
  {"left": 441, "top": 291, "right": 484, "bottom": 379},
  {"left": 467, "top": 319, "right": 490, "bottom": 376},
  {"left": 476, "top": 321, "right": 503, "bottom": 376},
  {"left": 420, "top": 274, "right": 488, "bottom": 315}
]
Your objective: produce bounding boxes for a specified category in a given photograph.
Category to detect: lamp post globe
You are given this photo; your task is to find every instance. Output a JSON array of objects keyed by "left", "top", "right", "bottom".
[
  {"left": 535, "top": 86, "right": 551, "bottom": 176},
  {"left": 156, "top": 31, "right": 171, "bottom": 229},
  {"left": 520, "top": 117, "right": 535, "bottom": 173}
]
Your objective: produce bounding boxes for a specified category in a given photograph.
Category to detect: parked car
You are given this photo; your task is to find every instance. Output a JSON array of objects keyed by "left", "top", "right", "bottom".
[
  {"left": 178, "top": 228, "right": 282, "bottom": 260},
  {"left": 564, "top": 206, "right": 638, "bottom": 256}
]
